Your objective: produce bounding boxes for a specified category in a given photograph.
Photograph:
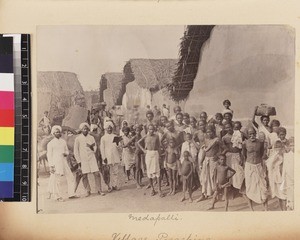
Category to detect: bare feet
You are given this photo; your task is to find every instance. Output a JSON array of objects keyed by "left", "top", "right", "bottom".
[
  {"left": 85, "top": 191, "right": 91, "bottom": 197},
  {"left": 69, "top": 195, "right": 80, "bottom": 199},
  {"left": 207, "top": 206, "right": 214, "bottom": 210},
  {"left": 196, "top": 195, "right": 205, "bottom": 202},
  {"left": 171, "top": 190, "right": 175, "bottom": 195},
  {"left": 151, "top": 190, "right": 156, "bottom": 196},
  {"left": 98, "top": 191, "right": 106, "bottom": 196},
  {"left": 189, "top": 198, "right": 193, "bottom": 203},
  {"left": 56, "top": 197, "right": 64, "bottom": 202},
  {"left": 159, "top": 191, "right": 164, "bottom": 198},
  {"left": 167, "top": 190, "right": 173, "bottom": 195},
  {"left": 181, "top": 197, "right": 185, "bottom": 202}
]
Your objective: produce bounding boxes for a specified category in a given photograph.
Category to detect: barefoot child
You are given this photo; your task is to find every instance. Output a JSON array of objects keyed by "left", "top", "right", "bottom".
[
  {"left": 137, "top": 124, "right": 164, "bottom": 197},
  {"left": 165, "top": 138, "right": 180, "bottom": 195},
  {"left": 180, "top": 133, "right": 200, "bottom": 190},
  {"left": 197, "top": 125, "right": 222, "bottom": 202},
  {"left": 121, "top": 127, "right": 136, "bottom": 182},
  {"left": 179, "top": 151, "right": 194, "bottom": 203},
  {"left": 208, "top": 154, "right": 236, "bottom": 211},
  {"left": 222, "top": 122, "right": 244, "bottom": 192}
]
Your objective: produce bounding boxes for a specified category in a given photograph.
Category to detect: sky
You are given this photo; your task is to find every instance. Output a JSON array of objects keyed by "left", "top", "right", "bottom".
[{"left": 37, "top": 25, "right": 185, "bottom": 90}]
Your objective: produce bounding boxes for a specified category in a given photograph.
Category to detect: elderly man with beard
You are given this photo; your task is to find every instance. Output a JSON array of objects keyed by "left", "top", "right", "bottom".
[
  {"left": 74, "top": 122, "right": 105, "bottom": 197},
  {"left": 100, "top": 121, "right": 121, "bottom": 192},
  {"left": 242, "top": 127, "right": 268, "bottom": 211},
  {"left": 47, "top": 125, "right": 77, "bottom": 201}
]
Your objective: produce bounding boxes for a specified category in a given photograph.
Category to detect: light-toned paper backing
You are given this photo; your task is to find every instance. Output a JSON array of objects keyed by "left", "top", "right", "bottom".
[{"left": 0, "top": 0, "right": 299, "bottom": 239}]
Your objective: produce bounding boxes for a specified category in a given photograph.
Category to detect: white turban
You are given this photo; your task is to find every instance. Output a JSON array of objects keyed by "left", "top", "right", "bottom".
[
  {"left": 51, "top": 125, "right": 62, "bottom": 135},
  {"left": 79, "top": 122, "right": 90, "bottom": 131},
  {"left": 104, "top": 121, "right": 114, "bottom": 130}
]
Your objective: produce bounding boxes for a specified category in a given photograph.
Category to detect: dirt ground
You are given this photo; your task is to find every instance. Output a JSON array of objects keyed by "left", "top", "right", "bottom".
[{"left": 37, "top": 165, "right": 282, "bottom": 214}]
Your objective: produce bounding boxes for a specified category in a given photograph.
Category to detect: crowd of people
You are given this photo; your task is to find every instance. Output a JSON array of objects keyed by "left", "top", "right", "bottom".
[{"left": 43, "top": 100, "right": 294, "bottom": 211}]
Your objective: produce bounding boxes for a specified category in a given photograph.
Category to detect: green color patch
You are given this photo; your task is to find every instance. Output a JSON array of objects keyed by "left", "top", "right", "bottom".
[{"left": 0, "top": 145, "right": 14, "bottom": 163}]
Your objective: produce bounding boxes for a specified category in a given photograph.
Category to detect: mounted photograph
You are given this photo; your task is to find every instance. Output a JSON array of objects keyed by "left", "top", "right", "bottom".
[{"left": 36, "top": 25, "right": 295, "bottom": 213}]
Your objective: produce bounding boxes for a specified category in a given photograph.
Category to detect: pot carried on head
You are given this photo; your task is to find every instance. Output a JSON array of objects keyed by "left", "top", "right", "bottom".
[{"left": 255, "top": 104, "right": 276, "bottom": 116}]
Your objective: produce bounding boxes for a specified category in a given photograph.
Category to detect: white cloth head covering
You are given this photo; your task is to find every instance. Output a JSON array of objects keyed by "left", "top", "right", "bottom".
[
  {"left": 79, "top": 122, "right": 90, "bottom": 131},
  {"left": 222, "top": 109, "right": 233, "bottom": 116},
  {"left": 51, "top": 125, "right": 62, "bottom": 135},
  {"left": 104, "top": 121, "right": 114, "bottom": 130}
]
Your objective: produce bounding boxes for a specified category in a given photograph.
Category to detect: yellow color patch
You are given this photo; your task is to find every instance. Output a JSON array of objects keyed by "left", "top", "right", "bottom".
[{"left": 0, "top": 127, "right": 14, "bottom": 145}]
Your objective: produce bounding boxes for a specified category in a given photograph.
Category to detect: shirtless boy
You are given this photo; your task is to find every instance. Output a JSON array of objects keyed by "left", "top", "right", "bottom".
[
  {"left": 165, "top": 138, "right": 180, "bottom": 195},
  {"left": 138, "top": 124, "right": 164, "bottom": 197},
  {"left": 208, "top": 154, "right": 236, "bottom": 211}
]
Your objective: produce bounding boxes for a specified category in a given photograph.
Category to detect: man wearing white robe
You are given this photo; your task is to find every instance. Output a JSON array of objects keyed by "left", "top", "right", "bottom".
[
  {"left": 74, "top": 123, "right": 105, "bottom": 197},
  {"left": 47, "top": 125, "right": 76, "bottom": 201},
  {"left": 100, "top": 121, "right": 121, "bottom": 192}
]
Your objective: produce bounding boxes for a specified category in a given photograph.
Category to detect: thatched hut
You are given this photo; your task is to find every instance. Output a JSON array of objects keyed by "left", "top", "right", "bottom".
[
  {"left": 85, "top": 90, "right": 100, "bottom": 110},
  {"left": 37, "top": 71, "right": 86, "bottom": 125},
  {"left": 99, "top": 72, "right": 124, "bottom": 108},
  {"left": 171, "top": 25, "right": 294, "bottom": 128},
  {"left": 167, "top": 25, "right": 215, "bottom": 102},
  {"left": 122, "top": 59, "right": 178, "bottom": 109}
]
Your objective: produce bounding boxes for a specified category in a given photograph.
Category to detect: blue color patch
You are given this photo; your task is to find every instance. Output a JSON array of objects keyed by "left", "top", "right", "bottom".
[{"left": 0, "top": 163, "right": 14, "bottom": 181}]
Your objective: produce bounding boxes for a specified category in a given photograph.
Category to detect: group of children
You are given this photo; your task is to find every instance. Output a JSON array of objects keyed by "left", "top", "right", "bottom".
[{"left": 112, "top": 99, "right": 294, "bottom": 211}]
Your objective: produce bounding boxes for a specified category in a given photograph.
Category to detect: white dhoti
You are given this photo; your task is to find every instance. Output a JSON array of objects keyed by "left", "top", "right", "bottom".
[
  {"left": 122, "top": 150, "right": 135, "bottom": 171},
  {"left": 266, "top": 152, "right": 285, "bottom": 200},
  {"left": 226, "top": 152, "right": 244, "bottom": 190},
  {"left": 245, "top": 162, "right": 268, "bottom": 204},
  {"left": 145, "top": 150, "right": 160, "bottom": 179},
  {"left": 109, "top": 163, "right": 120, "bottom": 187},
  {"left": 200, "top": 156, "right": 217, "bottom": 197}
]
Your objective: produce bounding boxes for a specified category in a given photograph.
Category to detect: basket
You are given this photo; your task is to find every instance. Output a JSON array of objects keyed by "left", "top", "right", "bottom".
[{"left": 255, "top": 104, "right": 276, "bottom": 116}]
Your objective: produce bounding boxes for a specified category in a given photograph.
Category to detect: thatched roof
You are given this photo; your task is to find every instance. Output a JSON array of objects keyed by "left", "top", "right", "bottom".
[
  {"left": 37, "top": 71, "right": 86, "bottom": 120},
  {"left": 100, "top": 72, "right": 124, "bottom": 105},
  {"left": 167, "top": 25, "right": 215, "bottom": 102},
  {"left": 123, "top": 59, "right": 178, "bottom": 93}
]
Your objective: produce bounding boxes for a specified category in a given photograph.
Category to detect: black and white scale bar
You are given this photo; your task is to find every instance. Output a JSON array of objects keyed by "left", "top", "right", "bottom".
[{"left": 0, "top": 34, "right": 31, "bottom": 202}]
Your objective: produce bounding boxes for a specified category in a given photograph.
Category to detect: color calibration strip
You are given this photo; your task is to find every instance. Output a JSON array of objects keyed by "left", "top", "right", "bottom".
[
  {"left": 0, "top": 34, "right": 31, "bottom": 202},
  {"left": 0, "top": 36, "right": 14, "bottom": 198}
]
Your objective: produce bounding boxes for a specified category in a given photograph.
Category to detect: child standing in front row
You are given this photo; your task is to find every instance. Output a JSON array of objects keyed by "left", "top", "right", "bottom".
[
  {"left": 179, "top": 151, "right": 194, "bottom": 203},
  {"left": 208, "top": 154, "right": 236, "bottom": 211},
  {"left": 121, "top": 127, "right": 136, "bottom": 181},
  {"left": 165, "top": 138, "right": 179, "bottom": 195}
]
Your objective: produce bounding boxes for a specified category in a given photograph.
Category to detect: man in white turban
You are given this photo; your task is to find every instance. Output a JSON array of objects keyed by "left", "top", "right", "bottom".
[
  {"left": 100, "top": 122, "right": 121, "bottom": 192},
  {"left": 74, "top": 122, "right": 105, "bottom": 197},
  {"left": 47, "top": 125, "right": 77, "bottom": 201}
]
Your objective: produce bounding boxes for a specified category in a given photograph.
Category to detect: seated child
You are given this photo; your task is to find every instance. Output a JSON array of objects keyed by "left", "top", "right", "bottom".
[
  {"left": 208, "top": 154, "right": 236, "bottom": 211},
  {"left": 179, "top": 151, "right": 194, "bottom": 203}
]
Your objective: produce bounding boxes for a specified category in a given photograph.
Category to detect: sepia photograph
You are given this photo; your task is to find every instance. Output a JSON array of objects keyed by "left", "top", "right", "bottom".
[{"left": 36, "top": 25, "right": 295, "bottom": 214}]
